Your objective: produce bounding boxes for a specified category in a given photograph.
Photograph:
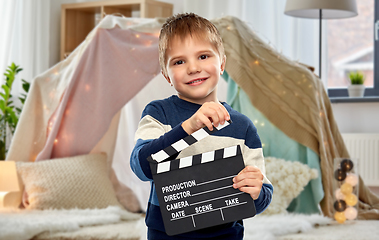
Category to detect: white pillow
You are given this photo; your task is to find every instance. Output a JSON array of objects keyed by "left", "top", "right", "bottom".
[
  {"left": 16, "top": 153, "right": 123, "bottom": 210},
  {"left": 262, "top": 157, "right": 318, "bottom": 215}
]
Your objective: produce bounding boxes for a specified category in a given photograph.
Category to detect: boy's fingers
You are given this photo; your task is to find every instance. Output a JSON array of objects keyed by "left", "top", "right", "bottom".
[
  {"left": 244, "top": 165, "right": 260, "bottom": 171},
  {"left": 238, "top": 187, "right": 261, "bottom": 200},
  {"left": 220, "top": 105, "right": 230, "bottom": 121},
  {"left": 209, "top": 109, "right": 220, "bottom": 127},
  {"left": 198, "top": 114, "right": 213, "bottom": 131},
  {"left": 240, "top": 166, "right": 262, "bottom": 175},
  {"left": 233, "top": 167, "right": 263, "bottom": 184},
  {"left": 233, "top": 178, "right": 262, "bottom": 189},
  {"left": 215, "top": 106, "right": 226, "bottom": 125},
  {"left": 199, "top": 102, "right": 230, "bottom": 128}
]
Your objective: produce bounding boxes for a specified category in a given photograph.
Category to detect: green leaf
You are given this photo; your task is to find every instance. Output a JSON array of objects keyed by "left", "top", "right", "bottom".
[
  {"left": 0, "top": 100, "right": 5, "bottom": 112},
  {"left": 10, "top": 113, "right": 18, "bottom": 127},
  {"left": 349, "top": 71, "right": 365, "bottom": 85},
  {"left": 22, "top": 79, "right": 30, "bottom": 92},
  {"left": 15, "top": 107, "right": 22, "bottom": 114},
  {"left": 2, "top": 85, "right": 10, "bottom": 98},
  {"left": 5, "top": 107, "right": 18, "bottom": 131},
  {"left": 19, "top": 96, "right": 26, "bottom": 105},
  {"left": 0, "top": 62, "right": 28, "bottom": 158},
  {"left": 4, "top": 72, "right": 11, "bottom": 79}
]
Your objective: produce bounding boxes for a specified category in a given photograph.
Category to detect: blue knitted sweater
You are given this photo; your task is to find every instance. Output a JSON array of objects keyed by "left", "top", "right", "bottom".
[{"left": 130, "top": 95, "right": 273, "bottom": 239}]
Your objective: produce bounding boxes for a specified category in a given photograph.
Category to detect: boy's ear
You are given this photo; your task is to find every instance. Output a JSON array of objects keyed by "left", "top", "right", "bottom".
[
  {"left": 220, "top": 55, "right": 226, "bottom": 75},
  {"left": 162, "top": 71, "right": 171, "bottom": 84}
]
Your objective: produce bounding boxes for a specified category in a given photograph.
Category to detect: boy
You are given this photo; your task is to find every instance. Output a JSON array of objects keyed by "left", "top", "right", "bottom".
[{"left": 130, "top": 13, "right": 273, "bottom": 239}]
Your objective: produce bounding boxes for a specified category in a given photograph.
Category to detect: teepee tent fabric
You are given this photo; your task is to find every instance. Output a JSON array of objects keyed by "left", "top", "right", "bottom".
[
  {"left": 35, "top": 27, "right": 160, "bottom": 160},
  {"left": 223, "top": 72, "right": 324, "bottom": 214},
  {"left": 6, "top": 16, "right": 167, "bottom": 211},
  {"left": 212, "top": 16, "right": 379, "bottom": 219}
]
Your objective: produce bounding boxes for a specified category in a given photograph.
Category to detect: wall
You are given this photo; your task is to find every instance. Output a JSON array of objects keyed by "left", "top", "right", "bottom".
[
  {"left": 48, "top": 0, "right": 378, "bottom": 134},
  {"left": 332, "top": 102, "right": 379, "bottom": 133}
]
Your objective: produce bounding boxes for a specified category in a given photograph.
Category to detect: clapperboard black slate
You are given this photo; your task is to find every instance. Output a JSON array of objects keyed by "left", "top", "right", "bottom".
[{"left": 147, "top": 121, "right": 256, "bottom": 236}]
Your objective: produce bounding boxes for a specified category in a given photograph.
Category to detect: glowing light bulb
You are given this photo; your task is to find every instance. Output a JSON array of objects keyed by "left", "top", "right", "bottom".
[
  {"left": 335, "top": 188, "right": 345, "bottom": 200},
  {"left": 345, "top": 173, "right": 359, "bottom": 187},
  {"left": 334, "top": 211, "right": 346, "bottom": 224},
  {"left": 341, "top": 183, "right": 353, "bottom": 195},
  {"left": 344, "top": 206, "right": 358, "bottom": 220},
  {"left": 345, "top": 193, "right": 358, "bottom": 206}
]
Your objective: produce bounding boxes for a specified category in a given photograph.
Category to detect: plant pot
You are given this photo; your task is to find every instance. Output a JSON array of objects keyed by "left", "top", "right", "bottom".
[{"left": 348, "top": 85, "right": 365, "bottom": 98}]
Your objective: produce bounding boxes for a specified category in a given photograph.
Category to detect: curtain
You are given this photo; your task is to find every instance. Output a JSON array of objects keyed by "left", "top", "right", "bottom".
[
  {"left": 183, "top": 0, "right": 320, "bottom": 76},
  {"left": 0, "top": 0, "right": 50, "bottom": 100}
]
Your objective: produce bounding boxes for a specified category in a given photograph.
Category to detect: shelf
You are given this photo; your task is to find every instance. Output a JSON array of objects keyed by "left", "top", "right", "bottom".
[{"left": 61, "top": 0, "right": 173, "bottom": 60}]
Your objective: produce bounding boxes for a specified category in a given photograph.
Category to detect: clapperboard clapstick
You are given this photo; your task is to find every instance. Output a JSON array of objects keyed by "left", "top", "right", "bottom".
[{"left": 147, "top": 121, "right": 256, "bottom": 236}]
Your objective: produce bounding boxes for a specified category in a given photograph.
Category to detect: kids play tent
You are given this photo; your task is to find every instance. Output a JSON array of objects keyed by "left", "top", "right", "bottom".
[{"left": 7, "top": 15, "right": 379, "bottom": 219}]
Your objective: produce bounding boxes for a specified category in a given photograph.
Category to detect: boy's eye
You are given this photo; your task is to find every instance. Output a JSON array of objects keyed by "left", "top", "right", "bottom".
[
  {"left": 199, "top": 55, "right": 208, "bottom": 60},
  {"left": 174, "top": 60, "right": 184, "bottom": 65}
]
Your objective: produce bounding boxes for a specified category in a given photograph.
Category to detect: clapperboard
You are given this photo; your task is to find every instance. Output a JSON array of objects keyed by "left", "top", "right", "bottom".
[{"left": 147, "top": 121, "right": 256, "bottom": 236}]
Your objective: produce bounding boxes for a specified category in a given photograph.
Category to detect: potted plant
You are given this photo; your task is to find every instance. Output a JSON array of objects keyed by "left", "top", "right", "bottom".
[
  {"left": 348, "top": 71, "right": 365, "bottom": 98},
  {"left": 0, "top": 63, "right": 30, "bottom": 160}
]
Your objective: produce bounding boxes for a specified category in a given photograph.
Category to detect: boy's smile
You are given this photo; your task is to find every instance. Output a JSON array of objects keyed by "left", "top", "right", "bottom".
[{"left": 164, "top": 35, "right": 226, "bottom": 105}]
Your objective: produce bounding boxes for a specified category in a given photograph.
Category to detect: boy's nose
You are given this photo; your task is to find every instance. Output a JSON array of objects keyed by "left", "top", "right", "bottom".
[{"left": 187, "top": 61, "right": 201, "bottom": 75}]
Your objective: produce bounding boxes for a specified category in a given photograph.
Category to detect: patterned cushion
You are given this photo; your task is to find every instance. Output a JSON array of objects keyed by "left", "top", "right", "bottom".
[
  {"left": 262, "top": 157, "right": 318, "bottom": 215},
  {"left": 16, "top": 153, "right": 122, "bottom": 210}
]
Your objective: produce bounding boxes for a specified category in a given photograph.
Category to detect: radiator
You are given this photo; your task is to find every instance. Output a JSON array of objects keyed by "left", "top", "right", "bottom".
[{"left": 341, "top": 134, "right": 379, "bottom": 186}]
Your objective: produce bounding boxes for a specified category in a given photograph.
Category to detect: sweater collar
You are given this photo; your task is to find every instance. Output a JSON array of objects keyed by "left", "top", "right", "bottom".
[{"left": 170, "top": 95, "right": 228, "bottom": 111}]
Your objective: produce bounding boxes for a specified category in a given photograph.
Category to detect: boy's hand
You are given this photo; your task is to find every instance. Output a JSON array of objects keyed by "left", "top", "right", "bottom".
[
  {"left": 182, "top": 102, "right": 230, "bottom": 135},
  {"left": 232, "top": 166, "right": 263, "bottom": 200}
]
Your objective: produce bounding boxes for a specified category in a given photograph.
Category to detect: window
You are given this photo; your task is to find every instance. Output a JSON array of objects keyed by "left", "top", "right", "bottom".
[{"left": 327, "top": 0, "right": 379, "bottom": 98}]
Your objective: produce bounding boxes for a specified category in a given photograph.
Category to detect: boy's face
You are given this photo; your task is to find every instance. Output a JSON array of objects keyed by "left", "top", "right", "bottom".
[{"left": 164, "top": 35, "right": 226, "bottom": 105}]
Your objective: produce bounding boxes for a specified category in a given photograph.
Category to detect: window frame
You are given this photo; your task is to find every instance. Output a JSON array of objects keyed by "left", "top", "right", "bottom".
[{"left": 328, "top": 0, "right": 379, "bottom": 99}]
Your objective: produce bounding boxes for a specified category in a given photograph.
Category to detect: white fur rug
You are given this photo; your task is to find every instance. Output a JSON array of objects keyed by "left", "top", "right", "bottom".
[
  {"left": 243, "top": 214, "right": 331, "bottom": 240},
  {"left": 0, "top": 206, "right": 331, "bottom": 240},
  {"left": 0, "top": 206, "right": 141, "bottom": 240},
  {"left": 137, "top": 214, "right": 332, "bottom": 240}
]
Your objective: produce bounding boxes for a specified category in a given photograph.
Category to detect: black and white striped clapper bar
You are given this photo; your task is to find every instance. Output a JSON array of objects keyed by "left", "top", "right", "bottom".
[{"left": 147, "top": 121, "right": 256, "bottom": 236}]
